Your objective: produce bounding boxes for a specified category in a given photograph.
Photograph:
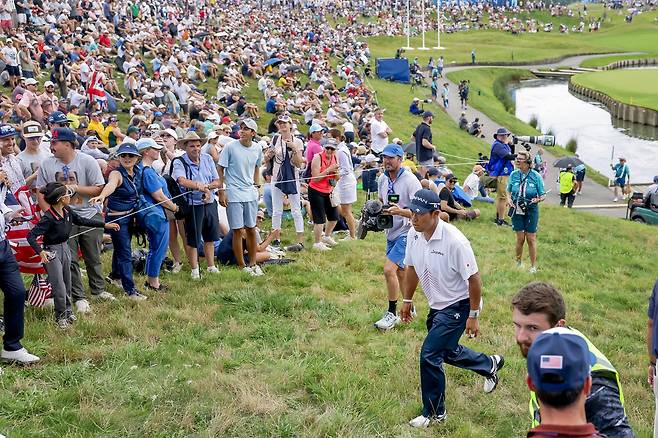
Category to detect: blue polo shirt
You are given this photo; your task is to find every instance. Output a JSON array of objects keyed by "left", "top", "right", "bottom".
[
  {"left": 171, "top": 152, "right": 218, "bottom": 206},
  {"left": 647, "top": 280, "right": 658, "bottom": 357},
  {"left": 507, "top": 169, "right": 545, "bottom": 202}
]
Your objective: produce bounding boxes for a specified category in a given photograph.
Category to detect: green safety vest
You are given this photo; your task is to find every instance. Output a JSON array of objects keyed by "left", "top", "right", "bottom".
[
  {"left": 559, "top": 171, "right": 575, "bottom": 194},
  {"left": 529, "top": 327, "right": 625, "bottom": 427}
]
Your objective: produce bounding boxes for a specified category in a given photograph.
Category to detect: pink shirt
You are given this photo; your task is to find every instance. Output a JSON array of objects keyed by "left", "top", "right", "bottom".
[{"left": 305, "top": 138, "right": 322, "bottom": 165}]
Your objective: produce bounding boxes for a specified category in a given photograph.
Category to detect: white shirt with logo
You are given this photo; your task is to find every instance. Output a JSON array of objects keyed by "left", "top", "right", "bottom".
[{"left": 404, "top": 219, "right": 479, "bottom": 310}]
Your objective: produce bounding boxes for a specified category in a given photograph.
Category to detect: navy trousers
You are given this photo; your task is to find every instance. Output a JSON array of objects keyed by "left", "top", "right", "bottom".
[
  {"left": 0, "top": 240, "right": 25, "bottom": 351},
  {"left": 420, "top": 298, "right": 493, "bottom": 417},
  {"left": 109, "top": 215, "right": 135, "bottom": 294}
]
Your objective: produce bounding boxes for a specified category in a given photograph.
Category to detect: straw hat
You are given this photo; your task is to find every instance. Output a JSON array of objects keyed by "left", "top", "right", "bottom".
[{"left": 177, "top": 131, "right": 205, "bottom": 147}]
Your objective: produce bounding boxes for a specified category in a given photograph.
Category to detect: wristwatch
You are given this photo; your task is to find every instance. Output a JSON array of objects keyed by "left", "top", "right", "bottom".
[{"left": 468, "top": 309, "right": 480, "bottom": 319}]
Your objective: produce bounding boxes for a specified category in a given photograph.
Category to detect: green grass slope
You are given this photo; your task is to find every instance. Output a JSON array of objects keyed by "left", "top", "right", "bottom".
[
  {"left": 1, "top": 202, "right": 655, "bottom": 436},
  {"left": 572, "top": 69, "right": 658, "bottom": 112}
]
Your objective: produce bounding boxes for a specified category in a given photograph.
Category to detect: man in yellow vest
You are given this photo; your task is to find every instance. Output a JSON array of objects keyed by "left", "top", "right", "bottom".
[
  {"left": 511, "top": 282, "right": 634, "bottom": 438},
  {"left": 559, "top": 165, "right": 577, "bottom": 208}
]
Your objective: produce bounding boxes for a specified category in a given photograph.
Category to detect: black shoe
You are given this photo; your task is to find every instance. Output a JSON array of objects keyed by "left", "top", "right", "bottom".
[
  {"left": 144, "top": 282, "right": 168, "bottom": 292},
  {"left": 272, "top": 239, "right": 281, "bottom": 247}
]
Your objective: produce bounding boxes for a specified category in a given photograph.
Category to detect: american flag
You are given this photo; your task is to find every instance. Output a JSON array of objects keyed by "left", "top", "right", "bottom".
[
  {"left": 540, "top": 355, "right": 564, "bottom": 370},
  {"left": 27, "top": 274, "right": 52, "bottom": 307}
]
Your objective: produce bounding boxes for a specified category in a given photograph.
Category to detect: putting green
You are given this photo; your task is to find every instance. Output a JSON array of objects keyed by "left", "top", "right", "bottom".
[{"left": 571, "top": 69, "right": 658, "bottom": 111}]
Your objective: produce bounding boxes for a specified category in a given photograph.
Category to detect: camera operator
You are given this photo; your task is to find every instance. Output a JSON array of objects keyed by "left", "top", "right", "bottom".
[
  {"left": 506, "top": 151, "right": 545, "bottom": 274},
  {"left": 373, "top": 143, "right": 422, "bottom": 331},
  {"left": 486, "top": 127, "right": 517, "bottom": 226}
]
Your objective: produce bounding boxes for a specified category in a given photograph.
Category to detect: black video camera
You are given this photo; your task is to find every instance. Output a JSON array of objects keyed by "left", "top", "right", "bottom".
[{"left": 356, "top": 194, "right": 399, "bottom": 239}]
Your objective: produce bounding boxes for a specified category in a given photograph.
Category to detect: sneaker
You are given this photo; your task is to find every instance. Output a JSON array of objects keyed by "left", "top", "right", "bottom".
[
  {"left": 313, "top": 242, "right": 331, "bottom": 251},
  {"left": 191, "top": 268, "right": 200, "bottom": 280},
  {"left": 207, "top": 266, "right": 220, "bottom": 274},
  {"left": 374, "top": 311, "right": 401, "bottom": 331},
  {"left": 105, "top": 275, "right": 122, "bottom": 288},
  {"left": 172, "top": 262, "right": 183, "bottom": 274},
  {"left": 613, "top": 197, "right": 618, "bottom": 202},
  {"left": 242, "top": 266, "right": 257, "bottom": 276},
  {"left": 251, "top": 265, "right": 264, "bottom": 276},
  {"left": 128, "top": 292, "right": 148, "bottom": 301},
  {"left": 56, "top": 318, "right": 71, "bottom": 330},
  {"left": 322, "top": 235, "right": 338, "bottom": 247},
  {"left": 341, "top": 235, "right": 355, "bottom": 241},
  {"left": 75, "top": 299, "right": 91, "bottom": 314},
  {"left": 1, "top": 347, "right": 40, "bottom": 364},
  {"left": 409, "top": 412, "right": 447, "bottom": 428},
  {"left": 285, "top": 243, "right": 304, "bottom": 252},
  {"left": 95, "top": 291, "right": 116, "bottom": 301},
  {"left": 516, "top": 260, "right": 524, "bottom": 269},
  {"left": 144, "top": 282, "right": 168, "bottom": 292},
  {"left": 529, "top": 266, "right": 538, "bottom": 274},
  {"left": 484, "top": 355, "right": 505, "bottom": 393},
  {"left": 66, "top": 312, "right": 77, "bottom": 324}
]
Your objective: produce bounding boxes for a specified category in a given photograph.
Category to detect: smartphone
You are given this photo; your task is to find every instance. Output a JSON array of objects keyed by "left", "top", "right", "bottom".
[{"left": 387, "top": 194, "right": 400, "bottom": 204}]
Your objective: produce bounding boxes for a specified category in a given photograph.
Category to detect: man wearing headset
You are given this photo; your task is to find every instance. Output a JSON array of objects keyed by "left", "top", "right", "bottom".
[{"left": 506, "top": 151, "right": 545, "bottom": 274}]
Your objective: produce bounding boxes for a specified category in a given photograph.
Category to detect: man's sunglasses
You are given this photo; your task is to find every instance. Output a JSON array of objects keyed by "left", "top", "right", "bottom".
[{"left": 119, "top": 154, "right": 138, "bottom": 158}]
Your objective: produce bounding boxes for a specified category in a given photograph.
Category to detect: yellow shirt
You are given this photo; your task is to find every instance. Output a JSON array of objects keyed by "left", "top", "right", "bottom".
[
  {"left": 67, "top": 113, "right": 81, "bottom": 129},
  {"left": 402, "top": 158, "right": 418, "bottom": 174},
  {"left": 88, "top": 120, "right": 108, "bottom": 144}
]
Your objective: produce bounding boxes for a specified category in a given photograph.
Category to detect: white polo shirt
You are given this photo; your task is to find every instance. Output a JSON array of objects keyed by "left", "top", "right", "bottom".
[{"left": 404, "top": 219, "right": 479, "bottom": 310}]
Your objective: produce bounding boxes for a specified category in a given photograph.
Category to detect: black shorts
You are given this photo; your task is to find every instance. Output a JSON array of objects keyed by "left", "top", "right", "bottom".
[
  {"left": 183, "top": 201, "right": 221, "bottom": 247},
  {"left": 576, "top": 169, "right": 586, "bottom": 182},
  {"left": 308, "top": 186, "right": 338, "bottom": 225},
  {"left": 6, "top": 65, "right": 20, "bottom": 77}
]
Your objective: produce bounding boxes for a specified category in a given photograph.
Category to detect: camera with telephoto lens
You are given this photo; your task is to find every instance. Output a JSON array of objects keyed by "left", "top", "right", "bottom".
[
  {"left": 512, "top": 135, "right": 556, "bottom": 147},
  {"left": 356, "top": 194, "right": 399, "bottom": 239},
  {"left": 423, "top": 99, "right": 432, "bottom": 103},
  {"left": 516, "top": 197, "right": 528, "bottom": 213}
]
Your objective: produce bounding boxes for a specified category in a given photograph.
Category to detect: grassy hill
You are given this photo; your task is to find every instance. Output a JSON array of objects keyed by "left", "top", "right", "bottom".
[
  {"left": 572, "top": 69, "right": 658, "bottom": 111},
  {"left": 2, "top": 6, "right": 658, "bottom": 435},
  {"left": 2, "top": 201, "right": 656, "bottom": 436}
]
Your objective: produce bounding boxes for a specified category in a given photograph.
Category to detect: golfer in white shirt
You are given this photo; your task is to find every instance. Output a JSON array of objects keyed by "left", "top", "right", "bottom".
[{"left": 400, "top": 189, "right": 504, "bottom": 428}]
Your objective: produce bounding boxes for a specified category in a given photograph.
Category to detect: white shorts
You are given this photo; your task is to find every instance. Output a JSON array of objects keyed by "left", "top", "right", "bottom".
[{"left": 337, "top": 174, "right": 357, "bottom": 205}]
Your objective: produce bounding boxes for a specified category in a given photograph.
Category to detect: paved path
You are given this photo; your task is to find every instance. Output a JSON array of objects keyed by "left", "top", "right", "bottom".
[{"left": 438, "top": 53, "right": 638, "bottom": 218}]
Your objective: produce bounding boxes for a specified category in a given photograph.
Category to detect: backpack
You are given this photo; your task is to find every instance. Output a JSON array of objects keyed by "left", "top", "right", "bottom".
[
  {"left": 163, "top": 156, "right": 192, "bottom": 219},
  {"left": 274, "top": 137, "right": 298, "bottom": 195}
]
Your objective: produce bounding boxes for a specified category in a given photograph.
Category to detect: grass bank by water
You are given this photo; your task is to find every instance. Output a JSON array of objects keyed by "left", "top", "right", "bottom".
[{"left": 572, "top": 69, "right": 658, "bottom": 112}]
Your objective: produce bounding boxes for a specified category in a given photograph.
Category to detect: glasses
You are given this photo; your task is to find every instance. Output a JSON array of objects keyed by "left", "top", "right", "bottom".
[
  {"left": 119, "top": 154, "right": 137, "bottom": 158},
  {"left": 449, "top": 179, "right": 458, "bottom": 183}
]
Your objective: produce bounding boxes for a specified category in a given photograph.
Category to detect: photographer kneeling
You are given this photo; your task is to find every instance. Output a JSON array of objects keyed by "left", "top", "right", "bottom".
[
  {"left": 373, "top": 144, "right": 422, "bottom": 331},
  {"left": 506, "top": 151, "right": 545, "bottom": 274}
]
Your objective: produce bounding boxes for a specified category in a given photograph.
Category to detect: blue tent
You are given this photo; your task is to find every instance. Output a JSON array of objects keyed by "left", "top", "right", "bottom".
[{"left": 376, "top": 58, "right": 410, "bottom": 83}]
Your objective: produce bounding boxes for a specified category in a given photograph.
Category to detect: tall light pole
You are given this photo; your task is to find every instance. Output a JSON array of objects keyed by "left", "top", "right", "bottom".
[
  {"left": 402, "top": 0, "right": 414, "bottom": 50},
  {"left": 433, "top": 0, "right": 445, "bottom": 50},
  {"left": 419, "top": 0, "right": 429, "bottom": 50}
]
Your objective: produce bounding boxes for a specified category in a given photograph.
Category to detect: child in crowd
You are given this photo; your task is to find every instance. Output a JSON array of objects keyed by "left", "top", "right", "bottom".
[{"left": 27, "top": 182, "right": 119, "bottom": 329}]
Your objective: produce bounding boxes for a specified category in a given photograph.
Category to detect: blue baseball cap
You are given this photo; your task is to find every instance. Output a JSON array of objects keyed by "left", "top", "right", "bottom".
[
  {"left": 135, "top": 137, "right": 163, "bottom": 152},
  {"left": 309, "top": 123, "right": 324, "bottom": 134},
  {"left": 48, "top": 111, "right": 69, "bottom": 125},
  {"left": 51, "top": 127, "right": 77, "bottom": 144},
  {"left": 408, "top": 189, "right": 441, "bottom": 214},
  {"left": 654, "top": 175, "right": 658, "bottom": 183},
  {"left": 116, "top": 143, "right": 140, "bottom": 156},
  {"left": 381, "top": 143, "right": 404, "bottom": 158},
  {"left": 422, "top": 110, "right": 434, "bottom": 118},
  {"left": 154, "top": 111, "right": 163, "bottom": 117},
  {"left": 527, "top": 328, "right": 595, "bottom": 393},
  {"left": 0, "top": 124, "right": 17, "bottom": 139}
]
